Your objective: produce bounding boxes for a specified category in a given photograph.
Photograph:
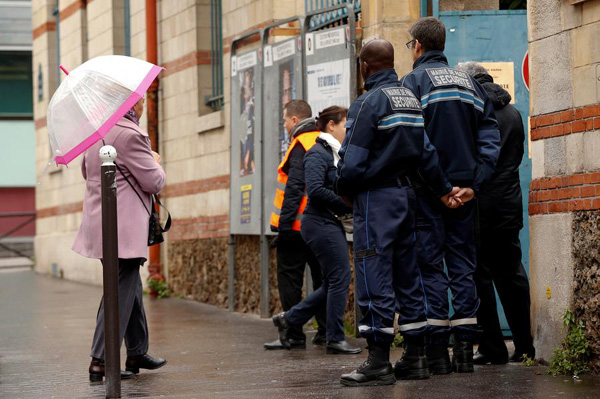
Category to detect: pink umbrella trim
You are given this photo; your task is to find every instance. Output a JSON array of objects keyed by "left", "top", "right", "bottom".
[{"left": 54, "top": 64, "right": 163, "bottom": 165}]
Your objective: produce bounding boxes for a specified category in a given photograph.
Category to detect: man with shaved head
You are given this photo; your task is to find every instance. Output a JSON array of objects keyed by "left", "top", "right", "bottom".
[{"left": 336, "top": 39, "right": 460, "bottom": 386}]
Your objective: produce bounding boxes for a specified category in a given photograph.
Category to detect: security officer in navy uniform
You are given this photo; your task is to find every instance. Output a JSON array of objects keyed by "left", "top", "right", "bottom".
[
  {"left": 337, "top": 39, "right": 460, "bottom": 387},
  {"left": 400, "top": 17, "right": 501, "bottom": 373}
]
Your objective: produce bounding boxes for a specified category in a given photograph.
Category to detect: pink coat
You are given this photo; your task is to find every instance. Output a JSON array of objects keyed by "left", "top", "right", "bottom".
[{"left": 72, "top": 118, "right": 166, "bottom": 261}]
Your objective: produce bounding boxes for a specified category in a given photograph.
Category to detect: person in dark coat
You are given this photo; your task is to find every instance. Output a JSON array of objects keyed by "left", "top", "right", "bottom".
[
  {"left": 455, "top": 61, "right": 535, "bottom": 364},
  {"left": 271, "top": 106, "right": 362, "bottom": 355},
  {"left": 265, "top": 100, "right": 327, "bottom": 350}
]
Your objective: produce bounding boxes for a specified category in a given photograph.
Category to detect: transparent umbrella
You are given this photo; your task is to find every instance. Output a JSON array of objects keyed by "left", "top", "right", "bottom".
[{"left": 47, "top": 55, "right": 162, "bottom": 165}]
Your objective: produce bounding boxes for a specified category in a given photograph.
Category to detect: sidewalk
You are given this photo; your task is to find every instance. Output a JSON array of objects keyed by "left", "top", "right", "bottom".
[{"left": 1, "top": 269, "right": 600, "bottom": 399}]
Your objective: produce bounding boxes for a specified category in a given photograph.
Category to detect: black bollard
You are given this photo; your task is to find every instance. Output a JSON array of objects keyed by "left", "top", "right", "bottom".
[{"left": 100, "top": 146, "right": 121, "bottom": 398}]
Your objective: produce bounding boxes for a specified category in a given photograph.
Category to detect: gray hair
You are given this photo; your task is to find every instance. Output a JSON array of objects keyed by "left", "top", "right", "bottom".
[{"left": 455, "top": 62, "right": 488, "bottom": 77}]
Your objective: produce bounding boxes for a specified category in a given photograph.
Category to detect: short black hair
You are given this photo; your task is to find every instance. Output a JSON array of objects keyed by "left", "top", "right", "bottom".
[
  {"left": 409, "top": 17, "right": 446, "bottom": 52},
  {"left": 284, "top": 100, "right": 312, "bottom": 120}
]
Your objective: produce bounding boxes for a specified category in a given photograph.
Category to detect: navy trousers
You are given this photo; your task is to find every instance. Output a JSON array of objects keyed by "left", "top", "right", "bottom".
[
  {"left": 352, "top": 186, "right": 427, "bottom": 345},
  {"left": 416, "top": 194, "right": 479, "bottom": 344},
  {"left": 285, "top": 214, "right": 351, "bottom": 343}
]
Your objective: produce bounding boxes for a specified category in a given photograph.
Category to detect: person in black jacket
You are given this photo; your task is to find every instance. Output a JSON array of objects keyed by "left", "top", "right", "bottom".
[
  {"left": 271, "top": 106, "right": 361, "bottom": 355},
  {"left": 455, "top": 62, "right": 535, "bottom": 364},
  {"left": 265, "top": 100, "right": 327, "bottom": 350}
]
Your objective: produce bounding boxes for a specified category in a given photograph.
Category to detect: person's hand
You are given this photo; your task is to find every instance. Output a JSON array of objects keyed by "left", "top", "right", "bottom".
[
  {"left": 151, "top": 151, "right": 161, "bottom": 164},
  {"left": 453, "top": 187, "right": 475, "bottom": 204},
  {"left": 441, "top": 187, "right": 461, "bottom": 209}
]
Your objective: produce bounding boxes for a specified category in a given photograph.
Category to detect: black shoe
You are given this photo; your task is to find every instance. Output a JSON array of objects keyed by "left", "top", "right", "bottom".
[
  {"left": 264, "top": 338, "right": 306, "bottom": 350},
  {"left": 125, "top": 354, "right": 167, "bottom": 374},
  {"left": 89, "top": 357, "right": 134, "bottom": 382},
  {"left": 272, "top": 312, "right": 292, "bottom": 349},
  {"left": 426, "top": 344, "right": 453, "bottom": 375},
  {"left": 394, "top": 337, "right": 430, "bottom": 380},
  {"left": 312, "top": 331, "right": 327, "bottom": 346},
  {"left": 510, "top": 347, "right": 536, "bottom": 363},
  {"left": 326, "top": 341, "right": 363, "bottom": 355},
  {"left": 473, "top": 351, "right": 508, "bottom": 365},
  {"left": 340, "top": 344, "right": 395, "bottom": 387},
  {"left": 452, "top": 341, "right": 474, "bottom": 373}
]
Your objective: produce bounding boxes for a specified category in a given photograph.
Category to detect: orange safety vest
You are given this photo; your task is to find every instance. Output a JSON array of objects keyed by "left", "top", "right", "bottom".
[{"left": 270, "top": 131, "right": 320, "bottom": 231}]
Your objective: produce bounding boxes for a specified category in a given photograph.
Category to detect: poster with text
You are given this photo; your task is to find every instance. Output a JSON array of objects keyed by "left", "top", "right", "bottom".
[{"left": 306, "top": 59, "right": 351, "bottom": 117}]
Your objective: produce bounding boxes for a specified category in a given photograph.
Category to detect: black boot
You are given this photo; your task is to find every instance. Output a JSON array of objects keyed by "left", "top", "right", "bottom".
[
  {"left": 272, "top": 312, "right": 292, "bottom": 349},
  {"left": 427, "top": 344, "right": 453, "bottom": 375},
  {"left": 394, "top": 336, "right": 430, "bottom": 380},
  {"left": 340, "top": 342, "right": 395, "bottom": 386},
  {"left": 452, "top": 341, "right": 474, "bottom": 373}
]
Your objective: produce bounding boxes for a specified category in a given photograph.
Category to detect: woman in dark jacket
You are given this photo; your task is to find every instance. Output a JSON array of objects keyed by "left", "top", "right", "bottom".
[{"left": 271, "top": 106, "right": 361, "bottom": 354}]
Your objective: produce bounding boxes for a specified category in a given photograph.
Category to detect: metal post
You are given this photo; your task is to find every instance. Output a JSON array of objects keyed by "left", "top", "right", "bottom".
[
  {"left": 228, "top": 234, "right": 235, "bottom": 311},
  {"left": 100, "top": 145, "right": 121, "bottom": 398}
]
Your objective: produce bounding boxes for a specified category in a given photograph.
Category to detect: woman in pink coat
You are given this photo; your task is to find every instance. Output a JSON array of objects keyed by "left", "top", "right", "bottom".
[{"left": 72, "top": 97, "right": 168, "bottom": 382}]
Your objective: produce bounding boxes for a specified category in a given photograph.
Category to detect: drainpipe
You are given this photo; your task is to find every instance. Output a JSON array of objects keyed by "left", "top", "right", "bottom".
[{"left": 146, "top": 0, "right": 164, "bottom": 287}]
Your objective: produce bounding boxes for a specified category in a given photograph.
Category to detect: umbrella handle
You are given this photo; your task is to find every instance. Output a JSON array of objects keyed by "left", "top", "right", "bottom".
[{"left": 59, "top": 65, "right": 69, "bottom": 75}]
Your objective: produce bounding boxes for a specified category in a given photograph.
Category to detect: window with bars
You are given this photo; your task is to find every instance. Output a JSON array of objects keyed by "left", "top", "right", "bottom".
[{"left": 205, "top": 0, "right": 223, "bottom": 111}]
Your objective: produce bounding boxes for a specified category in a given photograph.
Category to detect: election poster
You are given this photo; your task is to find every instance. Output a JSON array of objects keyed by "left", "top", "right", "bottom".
[{"left": 306, "top": 59, "right": 351, "bottom": 118}]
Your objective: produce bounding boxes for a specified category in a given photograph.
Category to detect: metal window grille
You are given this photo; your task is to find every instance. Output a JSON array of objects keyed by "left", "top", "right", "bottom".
[
  {"left": 305, "top": 0, "right": 361, "bottom": 31},
  {"left": 206, "top": 0, "right": 224, "bottom": 110}
]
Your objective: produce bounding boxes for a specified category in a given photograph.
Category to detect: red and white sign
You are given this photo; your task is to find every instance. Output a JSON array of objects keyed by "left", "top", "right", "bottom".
[{"left": 522, "top": 52, "right": 529, "bottom": 91}]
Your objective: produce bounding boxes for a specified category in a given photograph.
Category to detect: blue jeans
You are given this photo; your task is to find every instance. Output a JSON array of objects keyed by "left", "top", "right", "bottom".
[{"left": 285, "top": 214, "right": 350, "bottom": 343}]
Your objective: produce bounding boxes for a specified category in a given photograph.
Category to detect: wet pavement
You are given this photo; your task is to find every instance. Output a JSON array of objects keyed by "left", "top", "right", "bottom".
[{"left": 1, "top": 269, "right": 600, "bottom": 399}]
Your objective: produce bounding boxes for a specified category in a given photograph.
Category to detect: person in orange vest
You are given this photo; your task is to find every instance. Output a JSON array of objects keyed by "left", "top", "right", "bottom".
[{"left": 264, "top": 100, "right": 327, "bottom": 350}]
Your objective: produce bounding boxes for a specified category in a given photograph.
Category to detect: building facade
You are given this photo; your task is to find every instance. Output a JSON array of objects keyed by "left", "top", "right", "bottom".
[{"left": 1, "top": 1, "right": 36, "bottom": 265}]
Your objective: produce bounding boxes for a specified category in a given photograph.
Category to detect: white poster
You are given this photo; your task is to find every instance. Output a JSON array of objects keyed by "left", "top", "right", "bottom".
[
  {"left": 237, "top": 51, "right": 258, "bottom": 71},
  {"left": 273, "top": 40, "right": 295, "bottom": 62},
  {"left": 315, "top": 28, "right": 345, "bottom": 50},
  {"left": 306, "top": 59, "right": 351, "bottom": 117}
]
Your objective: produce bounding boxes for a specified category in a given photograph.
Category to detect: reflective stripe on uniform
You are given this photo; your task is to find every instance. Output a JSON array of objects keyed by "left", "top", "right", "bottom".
[
  {"left": 450, "top": 318, "right": 478, "bottom": 327},
  {"left": 358, "top": 325, "right": 395, "bottom": 335},
  {"left": 377, "top": 113, "right": 425, "bottom": 129},
  {"left": 421, "top": 88, "right": 484, "bottom": 112},
  {"left": 427, "top": 319, "right": 451, "bottom": 327},
  {"left": 398, "top": 321, "right": 428, "bottom": 332}
]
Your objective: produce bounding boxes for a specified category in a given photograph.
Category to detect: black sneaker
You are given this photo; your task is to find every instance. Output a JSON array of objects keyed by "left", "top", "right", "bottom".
[
  {"left": 340, "top": 344, "right": 395, "bottom": 387},
  {"left": 452, "top": 341, "right": 474, "bottom": 373},
  {"left": 427, "top": 344, "right": 453, "bottom": 375},
  {"left": 394, "top": 337, "right": 430, "bottom": 380},
  {"left": 509, "top": 347, "right": 536, "bottom": 363},
  {"left": 264, "top": 338, "right": 306, "bottom": 350}
]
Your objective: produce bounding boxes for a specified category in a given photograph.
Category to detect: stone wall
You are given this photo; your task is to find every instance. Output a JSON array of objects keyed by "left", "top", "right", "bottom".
[
  {"left": 572, "top": 210, "right": 600, "bottom": 373},
  {"left": 528, "top": 0, "right": 600, "bottom": 366}
]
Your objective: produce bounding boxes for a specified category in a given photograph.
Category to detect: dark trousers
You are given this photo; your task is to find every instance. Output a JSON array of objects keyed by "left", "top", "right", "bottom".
[
  {"left": 286, "top": 215, "right": 350, "bottom": 343},
  {"left": 91, "top": 258, "right": 149, "bottom": 360},
  {"left": 416, "top": 194, "right": 479, "bottom": 343},
  {"left": 353, "top": 187, "right": 427, "bottom": 345},
  {"left": 476, "top": 227, "right": 533, "bottom": 357},
  {"left": 276, "top": 232, "right": 326, "bottom": 340}
]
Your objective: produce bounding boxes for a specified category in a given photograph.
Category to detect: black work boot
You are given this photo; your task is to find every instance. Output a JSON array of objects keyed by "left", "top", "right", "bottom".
[
  {"left": 394, "top": 336, "right": 430, "bottom": 380},
  {"left": 452, "top": 341, "right": 474, "bottom": 373},
  {"left": 272, "top": 312, "right": 292, "bottom": 349},
  {"left": 340, "top": 342, "right": 395, "bottom": 386},
  {"left": 427, "top": 344, "right": 453, "bottom": 375}
]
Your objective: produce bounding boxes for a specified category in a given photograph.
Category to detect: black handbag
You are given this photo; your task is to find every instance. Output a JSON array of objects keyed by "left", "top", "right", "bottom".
[{"left": 115, "top": 163, "right": 171, "bottom": 246}]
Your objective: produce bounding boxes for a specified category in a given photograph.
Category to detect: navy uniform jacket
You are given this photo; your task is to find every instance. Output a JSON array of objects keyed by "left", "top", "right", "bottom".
[
  {"left": 400, "top": 51, "right": 501, "bottom": 193},
  {"left": 336, "top": 68, "right": 452, "bottom": 197}
]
